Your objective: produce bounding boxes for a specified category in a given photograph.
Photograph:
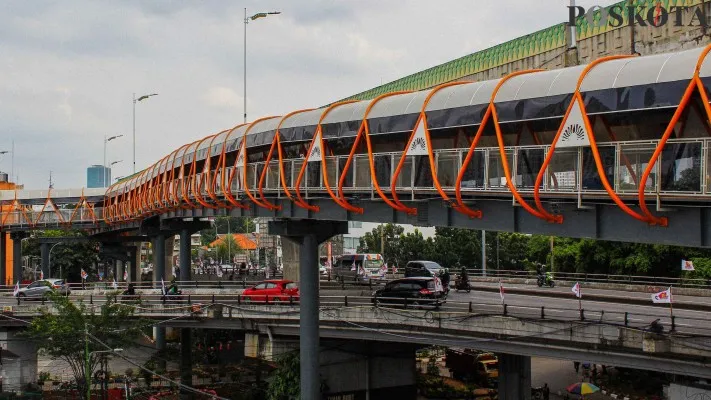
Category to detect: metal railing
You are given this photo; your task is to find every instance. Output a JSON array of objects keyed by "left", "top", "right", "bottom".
[{"left": 3, "top": 293, "right": 706, "bottom": 337}]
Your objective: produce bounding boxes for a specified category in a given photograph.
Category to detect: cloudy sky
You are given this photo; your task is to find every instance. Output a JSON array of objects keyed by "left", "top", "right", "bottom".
[{"left": 0, "top": 0, "right": 603, "bottom": 189}]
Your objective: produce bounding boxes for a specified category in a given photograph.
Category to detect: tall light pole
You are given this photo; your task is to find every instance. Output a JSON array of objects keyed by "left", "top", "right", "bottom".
[
  {"left": 133, "top": 93, "right": 158, "bottom": 174},
  {"left": 244, "top": 9, "right": 280, "bottom": 123},
  {"left": 104, "top": 135, "right": 123, "bottom": 187},
  {"left": 48, "top": 242, "right": 67, "bottom": 278}
]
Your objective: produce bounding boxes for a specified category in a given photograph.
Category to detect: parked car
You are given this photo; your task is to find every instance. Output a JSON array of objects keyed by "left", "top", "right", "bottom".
[
  {"left": 242, "top": 280, "right": 299, "bottom": 303},
  {"left": 371, "top": 277, "right": 446, "bottom": 308},
  {"left": 404, "top": 261, "right": 444, "bottom": 278},
  {"left": 15, "top": 279, "right": 70, "bottom": 300}
]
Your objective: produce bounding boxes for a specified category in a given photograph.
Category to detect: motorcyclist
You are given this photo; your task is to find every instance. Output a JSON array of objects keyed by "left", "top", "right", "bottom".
[
  {"left": 167, "top": 279, "right": 181, "bottom": 295},
  {"left": 439, "top": 268, "right": 451, "bottom": 291},
  {"left": 122, "top": 283, "right": 136, "bottom": 296}
]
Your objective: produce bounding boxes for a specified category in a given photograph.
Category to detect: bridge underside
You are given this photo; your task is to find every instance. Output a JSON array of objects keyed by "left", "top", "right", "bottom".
[{"left": 100, "top": 197, "right": 711, "bottom": 247}]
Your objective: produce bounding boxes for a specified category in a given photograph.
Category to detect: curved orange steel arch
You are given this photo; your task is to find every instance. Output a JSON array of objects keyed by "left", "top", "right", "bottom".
[
  {"left": 169, "top": 143, "right": 193, "bottom": 210},
  {"left": 318, "top": 100, "right": 361, "bottom": 211},
  {"left": 637, "top": 44, "right": 711, "bottom": 226},
  {"left": 204, "top": 129, "right": 231, "bottom": 209},
  {"left": 390, "top": 81, "right": 472, "bottom": 215},
  {"left": 219, "top": 124, "right": 250, "bottom": 210},
  {"left": 179, "top": 140, "right": 200, "bottom": 211},
  {"left": 533, "top": 55, "right": 638, "bottom": 224},
  {"left": 489, "top": 69, "right": 553, "bottom": 221},
  {"left": 236, "top": 116, "right": 282, "bottom": 210},
  {"left": 258, "top": 109, "right": 316, "bottom": 210},
  {"left": 190, "top": 133, "right": 219, "bottom": 210},
  {"left": 336, "top": 91, "right": 414, "bottom": 214},
  {"left": 454, "top": 102, "right": 494, "bottom": 219}
]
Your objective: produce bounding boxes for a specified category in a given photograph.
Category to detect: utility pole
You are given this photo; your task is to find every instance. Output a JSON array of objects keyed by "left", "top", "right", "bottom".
[
  {"left": 85, "top": 322, "right": 90, "bottom": 400},
  {"left": 550, "top": 236, "right": 555, "bottom": 273},
  {"left": 481, "top": 230, "right": 487, "bottom": 277},
  {"left": 380, "top": 224, "right": 385, "bottom": 256}
]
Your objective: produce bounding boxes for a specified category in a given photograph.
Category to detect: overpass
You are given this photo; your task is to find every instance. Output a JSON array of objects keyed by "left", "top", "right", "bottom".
[
  {"left": 1, "top": 285, "right": 710, "bottom": 399},
  {"left": 3, "top": 44, "right": 711, "bottom": 399}
]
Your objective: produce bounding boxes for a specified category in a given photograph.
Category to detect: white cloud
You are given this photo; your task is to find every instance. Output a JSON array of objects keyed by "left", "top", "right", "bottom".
[{"left": 0, "top": 0, "right": 602, "bottom": 188}]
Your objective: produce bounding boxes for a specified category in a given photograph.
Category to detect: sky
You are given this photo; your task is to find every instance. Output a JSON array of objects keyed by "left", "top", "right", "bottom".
[{"left": 0, "top": 0, "right": 605, "bottom": 189}]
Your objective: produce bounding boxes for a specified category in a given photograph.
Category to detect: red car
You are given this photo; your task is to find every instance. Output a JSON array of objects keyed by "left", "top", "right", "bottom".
[{"left": 242, "top": 280, "right": 299, "bottom": 303}]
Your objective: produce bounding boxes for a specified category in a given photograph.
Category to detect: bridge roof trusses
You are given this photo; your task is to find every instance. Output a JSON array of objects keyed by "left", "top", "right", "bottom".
[{"left": 107, "top": 44, "right": 711, "bottom": 228}]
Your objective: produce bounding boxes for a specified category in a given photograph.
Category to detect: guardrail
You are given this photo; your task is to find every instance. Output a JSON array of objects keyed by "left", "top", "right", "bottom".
[
  {"left": 463, "top": 268, "right": 711, "bottom": 289},
  {"left": 3, "top": 293, "right": 704, "bottom": 337}
]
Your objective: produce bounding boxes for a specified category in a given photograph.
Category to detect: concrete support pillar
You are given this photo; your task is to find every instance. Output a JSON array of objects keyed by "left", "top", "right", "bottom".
[
  {"left": 268, "top": 219, "right": 347, "bottom": 400},
  {"left": 10, "top": 232, "right": 25, "bottom": 284},
  {"left": 281, "top": 239, "right": 299, "bottom": 282},
  {"left": 40, "top": 243, "right": 49, "bottom": 278},
  {"left": 300, "top": 233, "right": 319, "bottom": 400},
  {"left": 179, "top": 228, "right": 191, "bottom": 281},
  {"left": 153, "top": 234, "right": 166, "bottom": 288},
  {"left": 0, "top": 329, "right": 37, "bottom": 392},
  {"left": 0, "top": 232, "right": 6, "bottom": 286},
  {"left": 498, "top": 353, "right": 531, "bottom": 400},
  {"left": 180, "top": 328, "right": 192, "bottom": 400},
  {"left": 129, "top": 246, "right": 138, "bottom": 283},
  {"left": 116, "top": 260, "right": 124, "bottom": 282}
]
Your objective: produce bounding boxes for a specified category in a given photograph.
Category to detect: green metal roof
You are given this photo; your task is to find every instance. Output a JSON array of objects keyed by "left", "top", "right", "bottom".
[
  {"left": 338, "top": 0, "right": 704, "bottom": 102},
  {"left": 340, "top": 23, "right": 566, "bottom": 102}
]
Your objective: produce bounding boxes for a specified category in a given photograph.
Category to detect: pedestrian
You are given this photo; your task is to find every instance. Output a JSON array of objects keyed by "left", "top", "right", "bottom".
[
  {"left": 542, "top": 383, "right": 550, "bottom": 400},
  {"left": 573, "top": 361, "right": 580, "bottom": 373}
]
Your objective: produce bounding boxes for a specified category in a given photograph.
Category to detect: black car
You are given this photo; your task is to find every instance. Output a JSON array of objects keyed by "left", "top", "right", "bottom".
[
  {"left": 404, "top": 261, "right": 444, "bottom": 278},
  {"left": 372, "top": 277, "right": 446, "bottom": 308}
]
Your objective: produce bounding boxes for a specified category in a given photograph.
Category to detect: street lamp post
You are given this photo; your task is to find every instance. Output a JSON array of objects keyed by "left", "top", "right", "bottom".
[
  {"left": 48, "top": 242, "right": 67, "bottom": 278},
  {"left": 244, "top": 9, "right": 280, "bottom": 123},
  {"left": 133, "top": 93, "right": 158, "bottom": 174},
  {"left": 85, "top": 340, "right": 123, "bottom": 400},
  {"left": 103, "top": 135, "right": 123, "bottom": 187}
]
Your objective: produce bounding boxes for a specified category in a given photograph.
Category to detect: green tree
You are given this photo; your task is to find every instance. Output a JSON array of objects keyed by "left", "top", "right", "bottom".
[
  {"left": 267, "top": 351, "right": 300, "bottom": 400},
  {"left": 22, "top": 230, "right": 99, "bottom": 282},
  {"left": 21, "top": 293, "right": 144, "bottom": 399},
  {"left": 395, "top": 230, "right": 434, "bottom": 266},
  {"left": 215, "top": 234, "right": 244, "bottom": 263},
  {"left": 431, "top": 227, "right": 481, "bottom": 269},
  {"left": 358, "top": 224, "right": 404, "bottom": 262}
]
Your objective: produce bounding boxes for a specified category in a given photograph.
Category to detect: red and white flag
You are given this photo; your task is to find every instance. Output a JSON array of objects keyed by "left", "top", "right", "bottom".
[
  {"left": 572, "top": 282, "right": 582, "bottom": 298},
  {"left": 123, "top": 269, "right": 128, "bottom": 281},
  {"left": 40, "top": 270, "right": 44, "bottom": 280},
  {"left": 433, "top": 275, "right": 444, "bottom": 293},
  {"left": 499, "top": 281, "right": 505, "bottom": 304},
  {"left": 652, "top": 287, "right": 672, "bottom": 304},
  {"left": 12, "top": 281, "right": 20, "bottom": 297},
  {"left": 681, "top": 259, "right": 695, "bottom": 271},
  {"left": 80, "top": 269, "right": 88, "bottom": 280}
]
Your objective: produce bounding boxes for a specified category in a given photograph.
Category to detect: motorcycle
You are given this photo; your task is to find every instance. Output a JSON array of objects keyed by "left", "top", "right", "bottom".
[
  {"left": 453, "top": 275, "right": 471, "bottom": 293},
  {"left": 536, "top": 273, "right": 555, "bottom": 288}
]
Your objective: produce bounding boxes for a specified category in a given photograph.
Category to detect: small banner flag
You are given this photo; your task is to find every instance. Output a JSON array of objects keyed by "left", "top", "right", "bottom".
[
  {"left": 98, "top": 271, "right": 104, "bottom": 281},
  {"left": 161, "top": 279, "right": 166, "bottom": 295},
  {"left": 572, "top": 282, "right": 582, "bottom": 298},
  {"left": 123, "top": 269, "right": 128, "bottom": 281},
  {"left": 652, "top": 287, "right": 673, "bottom": 304},
  {"left": 499, "top": 281, "right": 505, "bottom": 304},
  {"left": 13, "top": 281, "right": 20, "bottom": 297},
  {"left": 80, "top": 269, "right": 88, "bottom": 280},
  {"left": 112, "top": 279, "right": 118, "bottom": 290},
  {"left": 40, "top": 270, "right": 44, "bottom": 280},
  {"left": 433, "top": 275, "right": 444, "bottom": 293},
  {"left": 217, "top": 268, "right": 223, "bottom": 278},
  {"left": 379, "top": 263, "right": 387, "bottom": 277},
  {"left": 681, "top": 259, "right": 695, "bottom": 271},
  {"left": 358, "top": 264, "right": 366, "bottom": 277}
]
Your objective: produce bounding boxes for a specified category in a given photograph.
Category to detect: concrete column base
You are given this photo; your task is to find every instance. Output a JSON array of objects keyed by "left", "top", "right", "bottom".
[
  {"left": 498, "top": 353, "right": 531, "bottom": 400},
  {"left": 0, "top": 329, "right": 37, "bottom": 392}
]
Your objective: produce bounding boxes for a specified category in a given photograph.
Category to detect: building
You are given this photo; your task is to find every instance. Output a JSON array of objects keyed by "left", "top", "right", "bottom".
[{"left": 86, "top": 165, "right": 110, "bottom": 188}]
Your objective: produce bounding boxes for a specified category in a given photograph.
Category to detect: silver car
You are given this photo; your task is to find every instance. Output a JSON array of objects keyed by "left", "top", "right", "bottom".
[{"left": 15, "top": 279, "right": 71, "bottom": 300}]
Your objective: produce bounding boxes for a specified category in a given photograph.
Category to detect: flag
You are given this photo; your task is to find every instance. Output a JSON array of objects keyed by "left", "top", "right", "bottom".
[
  {"left": 123, "top": 269, "right": 128, "bottom": 281},
  {"left": 98, "top": 271, "right": 104, "bottom": 281},
  {"left": 161, "top": 278, "right": 166, "bottom": 295},
  {"left": 358, "top": 265, "right": 366, "bottom": 276},
  {"left": 499, "top": 281, "right": 505, "bottom": 303},
  {"left": 40, "top": 270, "right": 44, "bottom": 280},
  {"left": 379, "top": 264, "right": 387, "bottom": 277},
  {"left": 80, "top": 269, "right": 88, "bottom": 280},
  {"left": 112, "top": 279, "right": 118, "bottom": 290},
  {"left": 433, "top": 275, "right": 444, "bottom": 293},
  {"left": 572, "top": 282, "right": 582, "bottom": 298},
  {"left": 652, "top": 287, "right": 672, "bottom": 304},
  {"left": 12, "top": 281, "right": 20, "bottom": 297},
  {"left": 681, "top": 259, "right": 695, "bottom": 271}
]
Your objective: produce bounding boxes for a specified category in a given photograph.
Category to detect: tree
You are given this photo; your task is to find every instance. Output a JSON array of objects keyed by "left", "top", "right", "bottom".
[
  {"left": 431, "top": 227, "right": 481, "bottom": 269},
  {"left": 21, "top": 293, "right": 144, "bottom": 399},
  {"left": 357, "top": 224, "right": 404, "bottom": 263},
  {"left": 267, "top": 351, "right": 300, "bottom": 400},
  {"left": 395, "top": 230, "right": 434, "bottom": 267},
  {"left": 215, "top": 234, "right": 244, "bottom": 263},
  {"left": 22, "top": 230, "right": 99, "bottom": 282}
]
